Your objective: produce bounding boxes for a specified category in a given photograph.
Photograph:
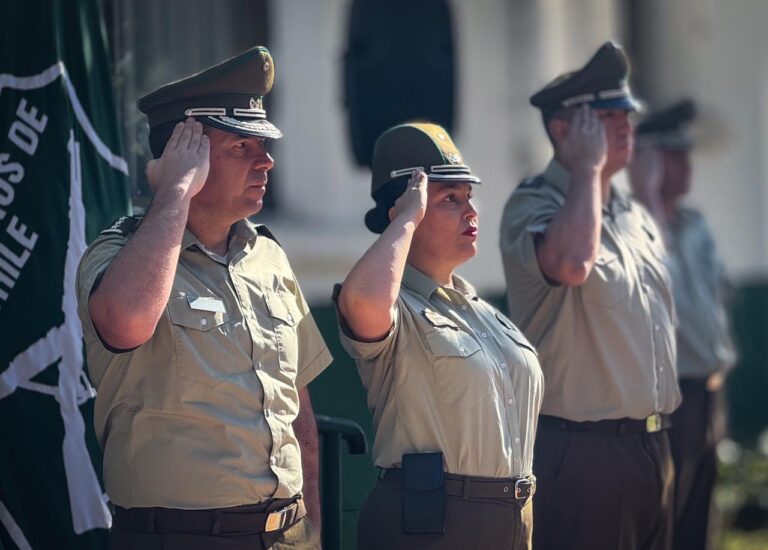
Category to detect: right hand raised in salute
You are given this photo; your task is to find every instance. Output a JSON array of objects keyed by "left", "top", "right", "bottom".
[
  {"left": 389, "top": 169, "right": 428, "bottom": 227},
  {"left": 556, "top": 105, "right": 607, "bottom": 176},
  {"left": 146, "top": 117, "right": 210, "bottom": 199}
]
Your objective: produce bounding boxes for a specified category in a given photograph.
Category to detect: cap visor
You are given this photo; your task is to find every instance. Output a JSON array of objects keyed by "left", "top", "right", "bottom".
[
  {"left": 590, "top": 96, "right": 643, "bottom": 112},
  {"left": 204, "top": 115, "right": 283, "bottom": 139},
  {"left": 428, "top": 173, "right": 482, "bottom": 184}
]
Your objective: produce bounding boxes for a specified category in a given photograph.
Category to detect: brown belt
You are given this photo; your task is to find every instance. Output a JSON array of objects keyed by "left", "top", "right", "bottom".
[
  {"left": 382, "top": 469, "right": 536, "bottom": 502},
  {"left": 114, "top": 497, "right": 305, "bottom": 535},
  {"left": 539, "top": 413, "right": 672, "bottom": 434}
]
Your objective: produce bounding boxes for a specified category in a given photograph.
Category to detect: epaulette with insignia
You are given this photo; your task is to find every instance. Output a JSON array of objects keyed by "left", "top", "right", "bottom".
[
  {"left": 422, "top": 308, "right": 459, "bottom": 330},
  {"left": 518, "top": 176, "right": 545, "bottom": 190},
  {"left": 255, "top": 224, "right": 281, "bottom": 246},
  {"left": 100, "top": 215, "right": 142, "bottom": 237}
]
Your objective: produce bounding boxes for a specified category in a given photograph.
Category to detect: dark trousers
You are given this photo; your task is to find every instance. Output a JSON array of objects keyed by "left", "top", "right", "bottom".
[
  {"left": 110, "top": 498, "right": 320, "bottom": 550},
  {"left": 533, "top": 420, "right": 674, "bottom": 550},
  {"left": 357, "top": 475, "right": 533, "bottom": 550},
  {"left": 668, "top": 379, "right": 720, "bottom": 550}
]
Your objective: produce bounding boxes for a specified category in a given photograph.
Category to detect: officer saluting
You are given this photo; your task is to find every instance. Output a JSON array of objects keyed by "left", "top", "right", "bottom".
[
  {"left": 337, "top": 123, "right": 544, "bottom": 549},
  {"left": 499, "top": 42, "right": 681, "bottom": 550},
  {"left": 76, "top": 46, "right": 331, "bottom": 549}
]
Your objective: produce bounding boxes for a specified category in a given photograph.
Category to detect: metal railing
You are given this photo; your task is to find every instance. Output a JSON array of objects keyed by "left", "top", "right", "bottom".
[{"left": 316, "top": 414, "right": 368, "bottom": 550}]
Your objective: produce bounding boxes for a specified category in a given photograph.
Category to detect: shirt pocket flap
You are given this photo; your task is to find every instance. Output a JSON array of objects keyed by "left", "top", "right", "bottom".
[
  {"left": 264, "top": 292, "right": 303, "bottom": 326},
  {"left": 167, "top": 296, "right": 228, "bottom": 332},
  {"left": 426, "top": 329, "right": 481, "bottom": 358},
  {"left": 495, "top": 312, "right": 538, "bottom": 355}
]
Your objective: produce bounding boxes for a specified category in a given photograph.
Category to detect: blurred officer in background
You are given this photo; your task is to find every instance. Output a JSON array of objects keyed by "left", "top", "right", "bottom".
[
  {"left": 500, "top": 42, "right": 681, "bottom": 550},
  {"left": 631, "top": 99, "right": 737, "bottom": 550}
]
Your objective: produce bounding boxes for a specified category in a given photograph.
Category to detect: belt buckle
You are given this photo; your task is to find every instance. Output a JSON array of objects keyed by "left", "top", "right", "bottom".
[
  {"left": 265, "top": 502, "right": 296, "bottom": 533},
  {"left": 514, "top": 477, "right": 535, "bottom": 500},
  {"left": 645, "top": 414, "right": 661, "bottom": 433}
]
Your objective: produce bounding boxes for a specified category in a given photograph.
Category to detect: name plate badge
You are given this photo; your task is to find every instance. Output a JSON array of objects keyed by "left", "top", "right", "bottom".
[{"left": 188, "top": 296, "right": 226, "bottom": 313}]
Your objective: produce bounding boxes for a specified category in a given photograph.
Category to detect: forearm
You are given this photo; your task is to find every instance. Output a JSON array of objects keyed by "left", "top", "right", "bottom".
[
  {"left": 338, "top": 215, "right": 416, "bottom": 340},
  {"left": 537, "top": 167, "right": 602, "bottom": 285},
  {"left": 89, "top": 186, "right": 192, "bottom": 349},
  {"left": 294, "top": 388, "right": 321, "bottom": 528}
]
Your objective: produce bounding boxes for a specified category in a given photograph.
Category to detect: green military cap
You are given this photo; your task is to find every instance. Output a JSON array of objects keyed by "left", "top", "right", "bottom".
[
  {"left": 138, "top": 45, "right": 282, "bottom": 139},
  {"left": 636, "top": 99, "right": 696, "bottom": 150},
  {"left": 370, "top": 122, "right": 480, "bottom": 197},
  {"left": 529, "top": 42, "right": 642, "bottom": 116}
]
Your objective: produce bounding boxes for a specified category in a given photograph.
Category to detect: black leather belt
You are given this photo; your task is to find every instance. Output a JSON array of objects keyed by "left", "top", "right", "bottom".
[
  {"left": 539, "top": 413, "right": 672, "bottom": 434},
  {"left": 382, "top": 469, "right": 536, "bottom": 502},
  {"left": 114, "top": 497, "right": 305, "bottom": 535}
]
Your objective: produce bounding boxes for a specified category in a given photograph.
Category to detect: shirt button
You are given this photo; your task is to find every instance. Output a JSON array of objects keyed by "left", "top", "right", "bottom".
[
  {"left": 200, "top": 318, "right": 207, "bottom": 326},
  {"left": 460, "top": 305, "right": 468, "bottom": 311},
  {"left": 654, "top": 325, "right": 660, "bottom": 332},
  {"left": 459, "top": 346, "right": 466, "bottom": 354},
  {"left": 480, "top": 332, "right": 488, "bottom": 338},
  {"left": 499, "top": 362, "right": 507, "bottom": 369},
  {"left": 514, "top": 437, "right": 520, "bottom": 443},
  {"left": 507, "top": 398, "right": 514, "bottom": 406},
  {"left": 270, "top": 456, "right": 277, "bottom": 465},
  {"left": 287, "top": 314, "right": 294, "bottom": 323}
]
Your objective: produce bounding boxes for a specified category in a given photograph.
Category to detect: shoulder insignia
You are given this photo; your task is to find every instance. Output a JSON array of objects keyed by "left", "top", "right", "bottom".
[
  {"left": 255, "top": 224, "right": 281, "bottom": 246},
  {"left": 100, "top": 215, "right": 142, "bottom": 237},
  {"left": 422, "top": 308, "right": 459, "bottom": 330}
]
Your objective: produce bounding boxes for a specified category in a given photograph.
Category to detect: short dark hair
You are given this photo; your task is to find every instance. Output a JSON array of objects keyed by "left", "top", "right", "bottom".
[
  {"left": 541, "top": 106, "right": 578, "bottom": 145},
  {"left": 148, "top": 120, "right": 180, "bottom": 159}
]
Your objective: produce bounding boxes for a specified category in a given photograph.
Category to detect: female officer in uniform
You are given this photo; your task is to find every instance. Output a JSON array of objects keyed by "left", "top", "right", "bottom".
[{"left": 335, "top": 122, "right": 544, "bottom": 550}]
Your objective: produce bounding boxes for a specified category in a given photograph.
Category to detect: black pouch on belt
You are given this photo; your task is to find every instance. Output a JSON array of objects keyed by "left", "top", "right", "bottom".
[{"left": 401, "top": 451, "right": 445, "bottom": 534}]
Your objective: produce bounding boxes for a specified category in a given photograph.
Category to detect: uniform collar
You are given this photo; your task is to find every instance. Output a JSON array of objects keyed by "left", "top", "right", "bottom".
[
  {"left": 181, "top": 218, "right": 260, "bottom": 251},
  {"left": 543, "top": 158, "right": 632, "bottom": 216},
  {"left": 402, "top": 264, "right": 478, "bottom": 301}
]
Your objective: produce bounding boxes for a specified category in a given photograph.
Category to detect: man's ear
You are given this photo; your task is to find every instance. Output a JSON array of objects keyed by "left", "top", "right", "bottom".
[
  {"left": 548, "top": 118, "right": 569, "bottom": 143},
  {"left": 388, "top": 206, "right": 396, "bottom": 223}
]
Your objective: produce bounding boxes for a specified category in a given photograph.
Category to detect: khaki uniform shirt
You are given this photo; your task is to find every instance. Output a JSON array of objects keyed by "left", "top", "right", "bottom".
[
  {"left": 500, "top": 160, "right": 680, "bottom": 422},
  {"left": 76, "top": 217, "right": 332, "bottom": 509},
  {"left": 337, "top": 265, "right": 544, "bottom": 478},
  {"left": 668, "top": 206, "right": 736, "bottom": 379}
]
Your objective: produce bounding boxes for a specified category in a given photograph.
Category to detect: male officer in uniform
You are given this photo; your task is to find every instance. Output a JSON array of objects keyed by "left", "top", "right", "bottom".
[
  {"left": 631, "top": 100, "right": 737, "bottom": 550},
  {"left": 76, "top": 46, "right": 332, "bottom": 549},
  {"left": 499, "top": 42, "right": 681, "bottom": 550}
]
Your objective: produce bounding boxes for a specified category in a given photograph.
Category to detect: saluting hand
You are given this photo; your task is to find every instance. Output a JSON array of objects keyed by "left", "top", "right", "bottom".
[
  {"left": 390, "top": 169, "right": 428, "bottom": 226},
  {"left": 146, "top": 117, "right": 210, "bottom": 198},
  {"left": 557, "top": 105, "right": 607, "bottom": 175}
]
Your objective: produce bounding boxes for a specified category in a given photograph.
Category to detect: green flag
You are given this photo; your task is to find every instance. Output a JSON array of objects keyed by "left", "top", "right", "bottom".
[{"left": 0, "top": 0, "right": 130, "bottom": 548}]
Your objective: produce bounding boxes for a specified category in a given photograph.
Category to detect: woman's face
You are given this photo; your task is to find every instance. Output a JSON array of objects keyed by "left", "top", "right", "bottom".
[{"left": 408, "top": 180, "right": 479, "bottom": 272}]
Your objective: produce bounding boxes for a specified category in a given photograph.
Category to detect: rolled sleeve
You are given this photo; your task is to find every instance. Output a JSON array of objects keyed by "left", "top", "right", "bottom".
[{"left": 500, "top": 191, "right": 560, "bottom": 288}]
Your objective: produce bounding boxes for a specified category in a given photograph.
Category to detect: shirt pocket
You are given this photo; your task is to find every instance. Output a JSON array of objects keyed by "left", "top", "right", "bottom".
[
  {"left": 264, "top": 291, "right": 304, "bottom": 377},
  {"left": 167, "top": 295, "right": 241, "bottom": 386},
  {"left": 495, "top": 312, "right": 538, "bottom": 355},
  {"left": 423, "top": 313, "right": 492, "bottom": 409},
  {"left": 581, "top": 247, "right": 631, "bottom": 308}
]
